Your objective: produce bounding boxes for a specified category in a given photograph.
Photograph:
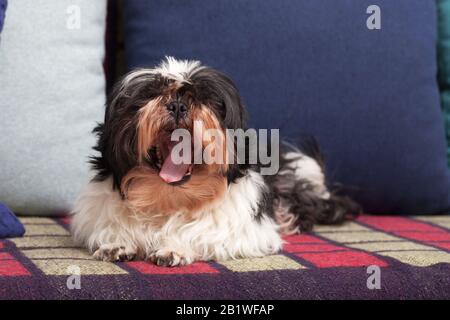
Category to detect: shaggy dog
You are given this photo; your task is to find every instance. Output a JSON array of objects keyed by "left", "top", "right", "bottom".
[{"left": 71, "top": 57, "right": 360, "bottom": 266}]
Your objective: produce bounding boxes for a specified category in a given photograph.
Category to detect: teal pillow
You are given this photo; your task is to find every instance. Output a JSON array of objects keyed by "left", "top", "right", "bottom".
[
  {"left": 0, "top": 0, "right": 106, "bottom": 215},
  {"left": 438, "top": 0, "right": 450, "bottom": 165}
]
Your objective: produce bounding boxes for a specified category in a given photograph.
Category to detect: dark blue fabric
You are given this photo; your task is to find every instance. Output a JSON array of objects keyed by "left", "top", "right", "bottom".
[
  {"left": 0, "top": 0, "right": 6, "bottom": 33},
  {"left": 123, "top": 0, "right": 450, "bottom": 214},
  {"left": 0, "top": 203, "right": 24, "bottom": 238}
]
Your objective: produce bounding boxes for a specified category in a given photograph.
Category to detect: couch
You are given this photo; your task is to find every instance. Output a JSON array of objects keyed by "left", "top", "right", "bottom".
[{"left": 0, "top": 0, "right": 449, "bottom": 300}]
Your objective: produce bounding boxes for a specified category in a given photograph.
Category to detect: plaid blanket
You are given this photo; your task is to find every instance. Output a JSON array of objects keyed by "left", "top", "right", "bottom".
[{"left": 1, "top": 215, "right": 449, "bottom": 299}]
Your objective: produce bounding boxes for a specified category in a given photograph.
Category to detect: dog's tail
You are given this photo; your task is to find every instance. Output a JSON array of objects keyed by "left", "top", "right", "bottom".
[{"left": 270, "top": 137, "right": 361, "bottom": 234}]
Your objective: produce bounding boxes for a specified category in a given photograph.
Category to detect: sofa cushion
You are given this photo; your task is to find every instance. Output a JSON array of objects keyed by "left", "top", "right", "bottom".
[
  {"left": 123, "top": 0, "right": 450, "bottom": 214},
  {"left": 0, "top": 0, "right": 106, "bottom": 215},
  {"left": 0, "top": 203, "right": 24, "bottom": 238}
]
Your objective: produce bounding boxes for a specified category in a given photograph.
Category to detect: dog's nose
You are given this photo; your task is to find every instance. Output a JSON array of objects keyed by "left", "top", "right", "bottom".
[{"left": 167, "top": 101, "right": 188, "bottom": 121}]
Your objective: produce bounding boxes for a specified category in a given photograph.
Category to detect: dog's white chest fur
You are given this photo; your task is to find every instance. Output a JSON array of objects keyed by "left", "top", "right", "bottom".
[{"left": 71, "top": 170, "right": 282, "bottom": 265}]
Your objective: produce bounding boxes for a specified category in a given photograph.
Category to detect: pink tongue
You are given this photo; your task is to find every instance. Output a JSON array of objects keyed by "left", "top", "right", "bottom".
[{"left": 159, "top": 142, "right": 191, "bottom": 183}]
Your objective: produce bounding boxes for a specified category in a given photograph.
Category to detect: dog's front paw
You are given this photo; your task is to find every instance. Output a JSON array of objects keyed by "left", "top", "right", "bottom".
[
  {"left": 148, "top": 250, "right": 193, "bottom": 267},
  {"left": 93, "top": 244, "right": 137, "bottom": 262}
]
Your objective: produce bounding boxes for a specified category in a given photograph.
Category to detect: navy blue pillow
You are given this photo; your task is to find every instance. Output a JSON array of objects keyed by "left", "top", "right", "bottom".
[
  {"left": 0, "top": 0, "right": 6, "bottom": 33},
  {"left": 0, "top": 203, "right": 25, "bottom": 238},
  {"left": 123, "top": 0, "right": 450, "bottom": 215}
]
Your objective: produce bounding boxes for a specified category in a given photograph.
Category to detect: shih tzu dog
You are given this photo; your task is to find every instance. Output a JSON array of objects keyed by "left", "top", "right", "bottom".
[{"left": 71, "top": 57, "right": 360, "bottom": 266}]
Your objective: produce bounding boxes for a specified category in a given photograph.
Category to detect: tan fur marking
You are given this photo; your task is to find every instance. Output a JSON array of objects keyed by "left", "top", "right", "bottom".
[{"left": 122, "top": 166, "right": 227, "bottom": 217}]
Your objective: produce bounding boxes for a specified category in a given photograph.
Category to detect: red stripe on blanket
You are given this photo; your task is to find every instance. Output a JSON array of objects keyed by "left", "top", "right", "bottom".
[
  {"left": 0, "top": 252, "right": 14, "bottom": 260},
  {"left": 126, "top": 261, "right": 219, "bottom": 275},
  {"left": 284, "top": 243, "right": 349, "bottom": 253},
  {"left": 296, "top": 251, "right": 388, "bottom": 268},
  {"left": 358, "top": 216, "right": 450, "bottom": 251},
  {"left": 58, "top": 217, "right": 72, "bottom": 226},
  {"left": 0, "top": 242, "right": 4, "bottom": 249},
  {"left": 0, "top": 260, "right": 31, "bottom": 276},
  {"left": 283, "top": 233, "right": 388, "bottom": 267},
  {"left": 357, "top": 216, "right": 439, "bottom": 232},
  {"left": 395, "top": 231, "right": 450, "bottom": 242},
  {"left": 283, "top": 234, "right": 327, "bottom": 244}
]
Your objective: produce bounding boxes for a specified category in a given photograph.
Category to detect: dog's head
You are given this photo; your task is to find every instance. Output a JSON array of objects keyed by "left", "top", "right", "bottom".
[{"left": 92, "top": 57, "right": 248, "bottom": 216}]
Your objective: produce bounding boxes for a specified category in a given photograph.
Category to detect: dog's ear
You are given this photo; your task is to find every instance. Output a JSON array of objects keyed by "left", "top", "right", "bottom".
[
  {"left": 191, "top": 67, "right": 250, "bottom": 183},
  {"left": 90, "top": 70, "right": 165, "bottom": 190},
  {"left": 191, "top": 67, "right": 247, "bottom": 130}
]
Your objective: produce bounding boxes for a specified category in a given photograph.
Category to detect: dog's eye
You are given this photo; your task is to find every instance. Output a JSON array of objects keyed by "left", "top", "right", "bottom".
[{"left": 163, "top": 78, "right": 176, "bottom": 87}]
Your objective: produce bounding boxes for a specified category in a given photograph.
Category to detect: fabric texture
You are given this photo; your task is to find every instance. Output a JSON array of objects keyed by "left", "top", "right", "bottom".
[
  {"left": 123, "top": 0, "right": 450, "bottom": 215},
  {"left": 438, "top": 0, "right": 450, "bottom": 166},
  {"left": 0, "top": 203, "right": 24, "bottom": 238},
  {"left": 0, "top": 0, "right": 106, "bottom": 215},
  {"left": 0, "top": 215, "right": 449, "bottom": 299},
  {"left": 0, "top": 0, "right": 6, "bottom": 34}
]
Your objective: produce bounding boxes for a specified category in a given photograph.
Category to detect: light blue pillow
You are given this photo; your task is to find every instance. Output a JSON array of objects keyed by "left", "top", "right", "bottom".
[{"left": 0, "top": 0, "right": 106, "bottom": 215}]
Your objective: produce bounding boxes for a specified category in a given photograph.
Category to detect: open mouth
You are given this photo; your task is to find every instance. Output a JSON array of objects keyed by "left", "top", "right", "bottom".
[{"left": 148, "top": 138, "right": 193, "bottom": 185}]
